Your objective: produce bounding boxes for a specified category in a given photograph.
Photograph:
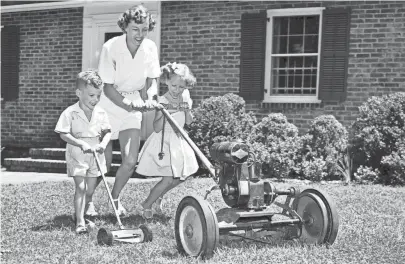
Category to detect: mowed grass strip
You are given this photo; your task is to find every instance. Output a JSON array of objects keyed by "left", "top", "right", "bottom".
[{"left": 1, "top": 178, "right": 405, "bottom": 264}]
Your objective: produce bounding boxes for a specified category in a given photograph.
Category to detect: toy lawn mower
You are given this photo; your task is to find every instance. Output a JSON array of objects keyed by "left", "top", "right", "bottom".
[{"left": 159, "top": 109, "right": 340, "bottom": 259}]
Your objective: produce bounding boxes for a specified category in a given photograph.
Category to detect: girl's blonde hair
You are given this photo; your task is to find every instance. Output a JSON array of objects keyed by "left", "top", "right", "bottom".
[{"left": 160, "top": 62, "right": 196, "bottom": 87}]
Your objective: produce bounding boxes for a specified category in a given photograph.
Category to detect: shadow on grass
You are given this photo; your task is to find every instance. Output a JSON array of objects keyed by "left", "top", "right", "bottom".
[
  {"left": 217, "top": 231, "right": 301, "bottom": 250},
  {"left": 93, "top": 213, "right": 172, "bottom": 227},
  {"left": 31, "top": 214, "right": 74, "bottom": 232},
  {"left": 30, "top": 212, "right": 172, "bottom": 233}
]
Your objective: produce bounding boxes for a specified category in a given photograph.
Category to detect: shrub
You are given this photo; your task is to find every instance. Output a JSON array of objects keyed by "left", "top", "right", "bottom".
[
  {"left": 352, "top": 92, "right": 405, "bottom": 185},
  {"left": 187, "top": 93, "right": 257, "bottom": 159},
  {"left": 352, "top": 92, "right": 405, "bottom": 168},
  {"left": 300, "top": 157, "right": 328, "bottom": 181},
  {"left": 299, "top": 115, "right": 349, "bottom": 181},
  {"left": 248, "top": 113, "right": 302, "bottom": 179},
  {"left": 380, "top": 140, "right": 405, "bottom": 186},
  {"left": 354, "top": 165, "right": 380, "bottom": 184}
]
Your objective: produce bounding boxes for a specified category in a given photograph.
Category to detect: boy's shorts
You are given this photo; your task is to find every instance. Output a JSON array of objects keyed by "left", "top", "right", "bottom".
[{"left": 66, "top": 138, "right": 107, "bottom": 178}]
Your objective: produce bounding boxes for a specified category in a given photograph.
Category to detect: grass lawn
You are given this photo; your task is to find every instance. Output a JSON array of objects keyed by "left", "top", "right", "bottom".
[{"left": 1, "top": 178, "right": 405, "bottom": 264}]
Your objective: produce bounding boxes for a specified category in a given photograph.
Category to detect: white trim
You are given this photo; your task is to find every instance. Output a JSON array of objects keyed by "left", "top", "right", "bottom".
[
  {"left": 1, "top": 0, "right": 88, "bottom": 13},
  {"left": 268, "top": 7, "right": 325, "bottom": 17},
  {"left": 264, "top": 7, "right": 324, "bottom": 104},
  {"left": 265, "top": 97, "right": 322, "bottom": 104},
  {"left": 0, "top": 0, "right": 162, "bottom": 13}
]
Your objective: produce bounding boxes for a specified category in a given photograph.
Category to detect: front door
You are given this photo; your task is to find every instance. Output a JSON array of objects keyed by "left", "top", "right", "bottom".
[{"left": 82, "top": 1, "right": 161, "bottom": 141}]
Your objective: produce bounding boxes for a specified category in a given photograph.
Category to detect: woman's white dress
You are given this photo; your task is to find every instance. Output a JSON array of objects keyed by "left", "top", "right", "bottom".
[{"left": 97, "top": 34, "right": 160, "bottom": 139}]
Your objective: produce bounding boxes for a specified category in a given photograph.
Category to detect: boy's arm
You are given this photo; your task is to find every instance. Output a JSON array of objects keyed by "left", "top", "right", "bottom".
[{"left": 99, "top": 131, "right": 111, "bottom": 149}]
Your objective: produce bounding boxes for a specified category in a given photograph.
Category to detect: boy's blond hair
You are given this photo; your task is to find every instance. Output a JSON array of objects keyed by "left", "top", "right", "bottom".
[{"left": 76, "top": 69, "right": 104, "bottom": 90}]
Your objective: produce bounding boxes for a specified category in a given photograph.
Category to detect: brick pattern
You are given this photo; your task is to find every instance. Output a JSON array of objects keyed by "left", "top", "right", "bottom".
[
  {"left": 160, "top": 1, "right": 405, "bottom": 131},
  {"left": 1, "top": 8, "right": 83, "bottom": 147},
  {"left": 1, "top": 2, "right": 405, "bottom": 148}
]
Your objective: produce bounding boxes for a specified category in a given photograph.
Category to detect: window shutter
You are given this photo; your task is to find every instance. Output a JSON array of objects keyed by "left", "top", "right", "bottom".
[
  {"left": 1, "top": 26, "right": 21, "bottom": 101},
  {"left": 239, "top": 11, "right": 266, "bottom": 100},
  {"left": 318, "top": 8, "right": 351, "bottom": 102}
]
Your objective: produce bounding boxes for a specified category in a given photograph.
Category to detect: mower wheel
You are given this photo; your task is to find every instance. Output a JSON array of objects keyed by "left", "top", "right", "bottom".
[
  {"left": 175, "top": 195, "right": 219, "bottom": 259},
  {"left": 296, "top": 188, "right": 339, "bottom": 245},
  {"left": 139, "top": 224, "right": 153, "bottom": 242},
  {"left": 97, "top": 228, "right": 113, "bottom": 246},
  {"left": 292, "top": 188, "right": 339, "bottom": 245}
]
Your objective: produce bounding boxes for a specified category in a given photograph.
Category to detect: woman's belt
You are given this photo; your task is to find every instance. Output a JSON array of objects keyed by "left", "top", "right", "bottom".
[{"left": 119, "top": 90, "right": 141, "bottom": 96}]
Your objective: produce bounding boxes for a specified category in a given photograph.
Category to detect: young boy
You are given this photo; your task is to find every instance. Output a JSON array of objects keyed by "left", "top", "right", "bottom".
[{"left": 55, "top": 70, "right": 111, "bottom": 234}]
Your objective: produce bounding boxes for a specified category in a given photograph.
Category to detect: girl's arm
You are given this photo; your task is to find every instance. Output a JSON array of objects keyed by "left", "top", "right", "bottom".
[
  {"left": 103, "top": 83, "right": 133, "bottom": 112},
  {"left": 153, "top": 110, "right": 164, "bottom": 133},
  {"left": 185, "top": 110, "right": 193, "bottom": 125},
  {"left": 146, "top": 78, "right": 158, "bottom": 100},
  {"left": 60, "top": 133, "right": 92, "bottom": 152}
]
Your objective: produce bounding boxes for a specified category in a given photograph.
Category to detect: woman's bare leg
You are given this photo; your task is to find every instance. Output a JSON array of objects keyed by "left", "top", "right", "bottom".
[{"left": 111, "top": 129, "right": 141, "bottom": 207}]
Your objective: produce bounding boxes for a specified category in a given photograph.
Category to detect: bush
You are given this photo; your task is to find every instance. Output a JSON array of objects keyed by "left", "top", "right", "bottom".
[
  {"left": 354, "top": 165, "right": 380, "bottom": 184},
  {"left": 352, "top": 92, "right": 405, "bottom": 185},
  {"left": 248, "top": 113, "right": 302, "bottom": 179},
  {"left": 352, "top": 92, "right": 405, "bottom": 167},
  {"left": 299, "top": 115, "right": 349, "bottom": 181},
  {"left": 187, "top": 93, "right": 257, "bottom": 159},
  {"left": 380, "top": 140, "right": 405, "bottom": 185}
]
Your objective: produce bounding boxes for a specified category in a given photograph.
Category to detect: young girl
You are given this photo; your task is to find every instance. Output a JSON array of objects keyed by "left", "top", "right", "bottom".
[
  {"left": 135, "top": 62, "right": 199, "bottom": 219},
  {"left": 55, "top": 70, "right": 111, "bottom": 234}
]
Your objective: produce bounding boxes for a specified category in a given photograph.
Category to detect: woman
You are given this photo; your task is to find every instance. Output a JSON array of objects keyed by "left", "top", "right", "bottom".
[{"left": 87, "top": 4, "right": 160, "bottom": 216}]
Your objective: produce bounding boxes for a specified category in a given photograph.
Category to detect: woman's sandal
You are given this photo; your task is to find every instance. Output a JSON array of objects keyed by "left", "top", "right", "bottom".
[
  {"left": 153, "top": 197, "right": 164, "bottom": 214},
  {"left": 75, "top": 225, "right": 87, "bottom": 235},
  {"left": 134, "top": 205, "right": 153, "bottom": 220}
]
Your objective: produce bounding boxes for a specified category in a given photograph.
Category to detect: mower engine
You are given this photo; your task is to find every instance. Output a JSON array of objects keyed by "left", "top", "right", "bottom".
[{"left": 210, "top": 141, "right": 294, "bottom": 210}]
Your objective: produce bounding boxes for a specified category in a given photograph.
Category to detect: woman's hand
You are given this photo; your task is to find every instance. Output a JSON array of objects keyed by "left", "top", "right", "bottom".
[
  {"left": 144, "top": 99, "right": 158, "bottom": 110},
  {"left": 93, "top": 144, "right": 106, "bottom": 154},
  {"left": 80, "top": 142, "right": 92, "bottom": 153},
  {"left": 131, "top": 100, "right": 146, "bottom": 111}
]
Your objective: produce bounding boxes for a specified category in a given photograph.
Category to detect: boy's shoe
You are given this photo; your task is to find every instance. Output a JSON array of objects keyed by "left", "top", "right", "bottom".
[
  {"left": 85, "top": 202, "right": 99, "bottom": 217},
  {"left": 75, "top": 225, "right": 87, "bottom": 235},
  {"left": 153, "top": 197, "right": 163, "bottom": 214}
]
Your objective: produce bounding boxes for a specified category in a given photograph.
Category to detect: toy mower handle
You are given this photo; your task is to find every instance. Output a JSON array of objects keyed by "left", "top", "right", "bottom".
[{"left": 160, "top": 108, "right": 216, "bottom": 178}]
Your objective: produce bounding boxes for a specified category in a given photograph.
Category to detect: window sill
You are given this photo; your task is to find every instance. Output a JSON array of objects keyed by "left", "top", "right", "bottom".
[{"left": 263, "top": 96, "right": 321, "bottom": 104}]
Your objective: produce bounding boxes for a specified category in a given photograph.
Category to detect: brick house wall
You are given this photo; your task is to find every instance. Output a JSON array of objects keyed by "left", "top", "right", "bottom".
[
  {"left": 1, "top": 1, "right": 404, "bottom": 148},
  {"left": 1, "top": 8, "right": 83, "bottom": 148},
  {"left": 160, "top": 1, "right": 405, "bottom": 131}
]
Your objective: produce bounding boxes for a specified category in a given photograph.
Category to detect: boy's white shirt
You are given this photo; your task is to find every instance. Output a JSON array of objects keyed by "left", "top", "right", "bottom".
[
  {"left": 54, "top": 102, "right": 111, "bottom": 138},
  {"left": 98, "top": 34, "right": 161, "bottom": 94}
]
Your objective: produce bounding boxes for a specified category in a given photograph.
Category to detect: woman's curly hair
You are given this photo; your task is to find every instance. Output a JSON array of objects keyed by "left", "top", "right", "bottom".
[
  {"left": 160, "top": 62, "right": 197, "bottom": 87},
  {"left": 76, "top": 69, "right": 103, "bottom": 89},
  {"left": 117, "top": 5, "right": 156, "bottom": 32}
]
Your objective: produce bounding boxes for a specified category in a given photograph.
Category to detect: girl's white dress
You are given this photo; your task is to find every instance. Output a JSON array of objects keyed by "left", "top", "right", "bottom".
[{"left": 136, "top": 110, "right": 199, "bottom": 180}]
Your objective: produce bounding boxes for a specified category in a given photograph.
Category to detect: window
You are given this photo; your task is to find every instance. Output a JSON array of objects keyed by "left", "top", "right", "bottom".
[
  {"left": 239, "top": 8, "right": 351, "bottom": 103},
  {"left": 265, "top": 8, "right": 323, "bottom": 103}
]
